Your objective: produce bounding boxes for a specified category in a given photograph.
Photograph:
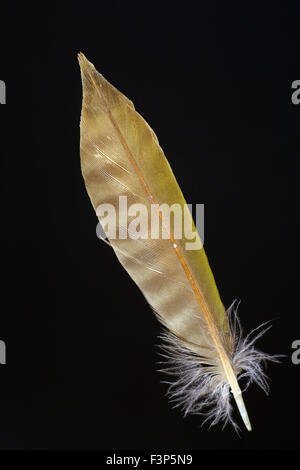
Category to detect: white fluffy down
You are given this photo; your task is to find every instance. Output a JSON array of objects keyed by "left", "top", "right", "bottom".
[{"left": 157, "top": 301, "right": 281, "bottom": 431}]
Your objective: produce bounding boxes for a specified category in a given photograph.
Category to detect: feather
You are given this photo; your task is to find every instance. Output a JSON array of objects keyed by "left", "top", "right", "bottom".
[{"left": 78, "top": 53, "right": 278, "bottom": 431}]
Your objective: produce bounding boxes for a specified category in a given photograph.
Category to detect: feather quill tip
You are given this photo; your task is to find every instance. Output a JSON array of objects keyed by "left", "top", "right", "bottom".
[{"left": 232, "top": 389, "right": 252, "bottom": 431}]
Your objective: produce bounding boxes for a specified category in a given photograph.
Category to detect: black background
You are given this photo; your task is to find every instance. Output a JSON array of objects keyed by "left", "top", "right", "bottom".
[{"left": 0, "top": 1, "right": 299, "bottom": 451}]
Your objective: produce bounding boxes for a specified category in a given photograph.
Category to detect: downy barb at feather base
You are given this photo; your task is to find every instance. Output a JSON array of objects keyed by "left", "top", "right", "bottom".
[{"left": 78, "top": 53, "right": 278, "bottom": 431}]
